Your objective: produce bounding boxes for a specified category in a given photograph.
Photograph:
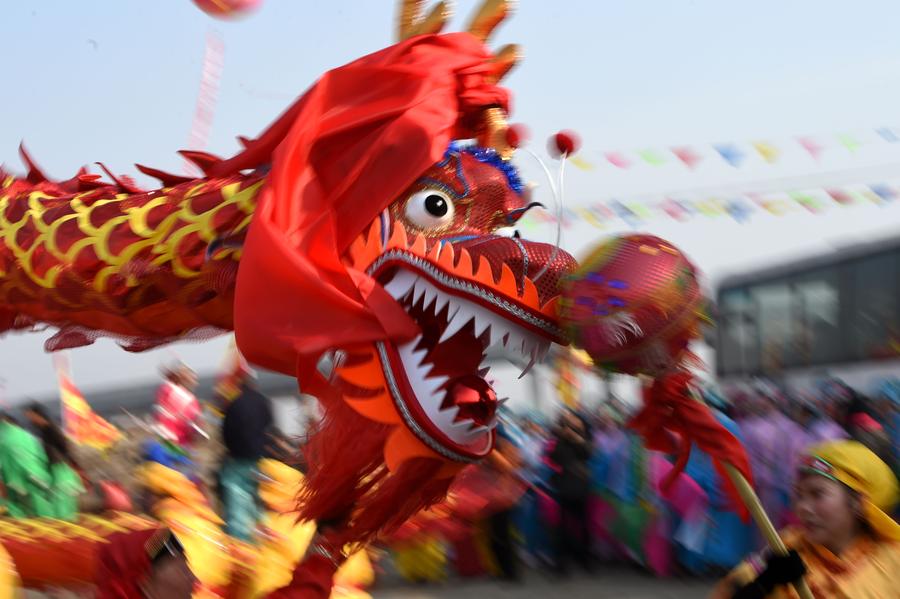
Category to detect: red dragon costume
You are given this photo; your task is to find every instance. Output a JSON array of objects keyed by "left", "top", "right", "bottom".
[{"left": 0, "top": 1, "right": 577, "bottom": 596}]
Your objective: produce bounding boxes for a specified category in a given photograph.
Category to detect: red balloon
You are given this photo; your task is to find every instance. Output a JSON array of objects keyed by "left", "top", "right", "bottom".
[
  {"left": 505, "top": 123, "right": 530, "bottom": 149},
  {"left": 559, "top": 234, "right": 705, "bottom": 376},
  {"left": 549, "top": 130, "right": 581, "bottom": 157},
  {"left": 192, "top": 0, "right": 262, "bottom": 19}
]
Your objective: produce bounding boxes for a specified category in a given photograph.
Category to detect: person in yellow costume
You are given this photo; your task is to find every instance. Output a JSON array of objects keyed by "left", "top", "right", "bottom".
[
  {"left": 0, "top": 543, "right": 20, "bottom": 599},
  {"left": 244, "top": 459, "right": 373, "bottom": 599},
  {"left": 140, "top": 458, "right": 374, "bottom": 599},
  {"left": 710, "top": 440, "right": 900, "bottom": 599}
]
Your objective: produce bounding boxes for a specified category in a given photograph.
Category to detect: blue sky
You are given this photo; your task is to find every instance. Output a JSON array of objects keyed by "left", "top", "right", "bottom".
[{"left": 3, "top": 1, "right": 900, "bottom": 399}]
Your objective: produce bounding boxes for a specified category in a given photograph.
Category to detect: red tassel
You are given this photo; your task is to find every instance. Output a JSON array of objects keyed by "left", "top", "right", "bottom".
[
  {"left": 266, "top": 554, "right": 338, "bottom": 599},
  {"left": 297, "top": 389, "right": 455, "bottom": 546},
  {"left": 298, "top": 397, "right": 392, "bottom": 526},
  {"left": 629, "top": 372, "right": 754, "bottom": 520}
]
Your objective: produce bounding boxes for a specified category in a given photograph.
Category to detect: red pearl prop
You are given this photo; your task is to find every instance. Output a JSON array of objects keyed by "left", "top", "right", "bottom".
[{"left": 559, "top": 234, "right": 705, "bottom": 376}]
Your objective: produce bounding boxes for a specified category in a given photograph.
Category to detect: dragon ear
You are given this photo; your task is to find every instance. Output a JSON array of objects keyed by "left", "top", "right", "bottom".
[
  {"left": 395, "top": 1, "right": 521, "bottom": 160},
  {"left": 476, "top": 107, "right": 514, "bottom": 160}
]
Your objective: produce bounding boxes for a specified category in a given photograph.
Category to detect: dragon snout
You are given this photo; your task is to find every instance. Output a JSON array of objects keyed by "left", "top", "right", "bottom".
[{"left": 450, "top": 236, "right": 577, "bottom": 307}]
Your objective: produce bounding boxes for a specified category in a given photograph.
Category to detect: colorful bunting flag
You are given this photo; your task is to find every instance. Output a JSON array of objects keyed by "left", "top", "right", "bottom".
[
  {"left": 575, "top": 206, "right": 608, "bottom": 229},
  {"left": 637, "top": 149, "right": 666, "bottom": 167},
  {"left": 605, "top": 152, "right": 631, "bottom": 169},
  {"left": 789, "top": 191, "right": 826, "bottom": 214},
  {"left": 826, "top": 189, "right": 854, "bottom": 206},
  {"left": 609, "top": 199, "right": 642, "bottom": 228},
  {"left": 753, "top": 141, "right": 779, "bottom": 163},
  {"left": 588, "top": 126, "right": 900, "bottom": 173},
  {"left": 797, "top": 136, "right": 824, "bottom": 160},
  {"left": 837, "top": 133, "right": 861, "bottom": 153},
  {"left": 725, "top": 197, "right": 754, "bottom": 223},
  {"left": 520, "top": 178, "right": 900, "bottom": 230},
  {"left": 853, "top": 187, "right": 883, "bottom": 205},
  {"left": 750, "top": 193, "right": 792, "bottom": 216},
  {"left": 693, "top": 198, "right": 728, "bottom": 217},
  {"left": 661, "top": 198, "right": 690, "bottom": 221},
  {"left": 713, "top": 143, "right": 745, "bottom": 167},
  {"left": 671, "top": 146, "right": 703, "bottom": 169},
  {"left": 876, "top": 128, "right": 900, "bottom": 143},
  {"left": 569, "top": 155, "right": 596, "bottom": 171},
  {"left": 869, "top": 183, "right": 896, "bottom": 202}
]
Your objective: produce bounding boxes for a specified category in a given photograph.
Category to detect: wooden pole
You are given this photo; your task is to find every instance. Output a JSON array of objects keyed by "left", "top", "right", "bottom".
[{"left": 722, "top": 463, "right": 815, "bottom": 599}]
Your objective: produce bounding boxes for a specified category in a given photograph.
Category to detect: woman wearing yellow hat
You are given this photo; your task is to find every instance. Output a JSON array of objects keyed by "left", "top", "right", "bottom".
[{"left": 710, "top": 440, "right": 900, "bottom": 598}]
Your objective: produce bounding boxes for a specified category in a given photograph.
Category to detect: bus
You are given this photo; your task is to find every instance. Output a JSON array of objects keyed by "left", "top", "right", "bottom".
[{"left": 715, "top": 235, "right": 900, "bottom": 392}]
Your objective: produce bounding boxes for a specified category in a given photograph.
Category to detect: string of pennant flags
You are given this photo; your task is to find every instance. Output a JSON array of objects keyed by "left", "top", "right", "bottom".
[
  {"left": 520, "top": 179, "right": 900, "bottom": 230},
  {"left": 569, "top": 126, "right": 900, "bottom": 171}
]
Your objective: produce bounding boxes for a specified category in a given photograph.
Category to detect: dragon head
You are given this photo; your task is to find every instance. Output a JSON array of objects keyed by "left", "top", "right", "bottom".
[
  {"left": 226, "top": 1, "right": 579, "bottom": 543},
  {"left": 336, "top": 143, "right": 576, "bottom": 464}
]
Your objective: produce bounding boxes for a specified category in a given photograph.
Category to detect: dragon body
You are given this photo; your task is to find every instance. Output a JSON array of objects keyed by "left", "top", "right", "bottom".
[{"left": 0, "top": 164, "right": 262, "bottom": 351}]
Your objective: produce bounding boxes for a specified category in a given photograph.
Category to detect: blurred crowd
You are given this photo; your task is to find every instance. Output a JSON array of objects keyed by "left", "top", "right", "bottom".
[
  {"left": 1, "top": 367, "right": 898, "bottom": 595},
  {"left": 381, "top": 377, "right": 900, "bottom": 584}
]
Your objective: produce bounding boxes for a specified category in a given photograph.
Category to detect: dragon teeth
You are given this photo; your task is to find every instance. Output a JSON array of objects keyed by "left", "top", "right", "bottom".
[
  {"left": 422, "top": 285, "right": 438, "bottom": 310},
  {"left": 519, "top": 347, "right": 538, "bottom": 379},
  {"left": 439, "top": 303, "right": 475, "bottom": 343},
  {"left": 384, "top": 270, "right": 418, "bottom": 299},
  {"left": 411, "top": 279, "right": 427, "bottom": 305},
  {"left": 433, "top": 290, "right": 450, "bottom": 314},
  {"left": 472, "top": 311, "right": 491, "bottom": 338},
  {"left": 424, "top": 375, "right": 449, "bottom": 397},
  {"left": 386, "top": 267, "right": 557, "bottom": 443}
]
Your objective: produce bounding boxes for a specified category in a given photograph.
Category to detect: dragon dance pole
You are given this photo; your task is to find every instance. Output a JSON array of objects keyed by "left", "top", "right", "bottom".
[
  {"left": 681, "top": 392, "right": 814, "bottom": 598},
  {"left": 722, "top": 463, "right": 815, "bottom": 599}
]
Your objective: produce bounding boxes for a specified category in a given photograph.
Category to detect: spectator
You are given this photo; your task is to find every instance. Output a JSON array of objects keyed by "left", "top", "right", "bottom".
[
  {"left": 548, "top": 409, "right": 593, "bottom": 574},
  {"left": 153, "top": 362, "right": 201, "bottom": 448},
  {"left": 23, "top": 403, "right": 85, "bottom": 521},
  {"left": 220, "top": 376, "right": 273, "bottom": 541}
]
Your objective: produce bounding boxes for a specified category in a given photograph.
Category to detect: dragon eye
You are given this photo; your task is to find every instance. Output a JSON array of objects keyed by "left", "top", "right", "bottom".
[{"left": 404, "top": 189, "right": 456, "bottom": 230}]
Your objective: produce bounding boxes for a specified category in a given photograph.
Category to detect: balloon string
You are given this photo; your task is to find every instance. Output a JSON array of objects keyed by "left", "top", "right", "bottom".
[{"left": 523, "top": 148, "right": 567, "bottom": 283}]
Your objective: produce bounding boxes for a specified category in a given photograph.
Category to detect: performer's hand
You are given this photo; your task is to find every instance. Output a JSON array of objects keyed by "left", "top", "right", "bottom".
[
  {"left": 732, "top": 550, "right": 806, "bottom": 599},
  {"left": 759, "top": 550, "right": 806, "bottom": 587}
]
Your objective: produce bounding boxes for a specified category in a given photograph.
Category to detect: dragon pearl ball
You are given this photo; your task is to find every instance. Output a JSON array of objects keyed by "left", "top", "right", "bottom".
[{"left": 559, "top": 234, "right": 705, "bottom": 376}]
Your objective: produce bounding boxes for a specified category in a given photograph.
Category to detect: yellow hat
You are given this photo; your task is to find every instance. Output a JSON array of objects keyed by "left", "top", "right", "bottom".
[{"left": 801, "top": 440, "right": 900, "bottom": 541}]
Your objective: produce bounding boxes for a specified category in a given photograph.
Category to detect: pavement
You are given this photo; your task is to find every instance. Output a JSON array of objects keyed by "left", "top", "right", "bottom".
[{"left": 373, "top": 569, "right": 714, "bottom": 598}]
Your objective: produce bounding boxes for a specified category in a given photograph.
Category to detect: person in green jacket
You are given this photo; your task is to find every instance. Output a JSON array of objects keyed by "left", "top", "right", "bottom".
[
  {"left": 24, "top": 404, "right": 85, "bottom": 520},
  {"left": 0, "top": 413, "right": 53, "bottom": 518}
]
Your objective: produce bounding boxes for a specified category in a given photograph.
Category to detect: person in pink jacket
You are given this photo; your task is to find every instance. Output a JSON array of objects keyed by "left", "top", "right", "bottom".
[{"left": 153, "top": 363, "right": 201, "bottom": 448}]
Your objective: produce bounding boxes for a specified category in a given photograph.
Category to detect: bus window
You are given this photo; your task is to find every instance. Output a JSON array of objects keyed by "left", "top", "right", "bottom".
[
  {"left": 850, "top": 251, "right": 900, "bottom": 361},
  {"left": 752, "top": 281, "right": 794, "bottom": 372},
  {"left": 719, "top": 288, "right": 759, "bottom": 375},
  {"left": 794, "top": 268, "right": 842, "bottom": 366}
]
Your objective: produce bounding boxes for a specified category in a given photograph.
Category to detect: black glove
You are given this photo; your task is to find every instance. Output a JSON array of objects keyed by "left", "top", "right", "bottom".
[{"left": 732, "top": 550, "right": 807, "bottom": 599}]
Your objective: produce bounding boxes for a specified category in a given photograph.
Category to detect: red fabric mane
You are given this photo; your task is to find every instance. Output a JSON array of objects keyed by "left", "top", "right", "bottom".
[{"left": 231, "top": 33, "right": 510, "bottom": 383}]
